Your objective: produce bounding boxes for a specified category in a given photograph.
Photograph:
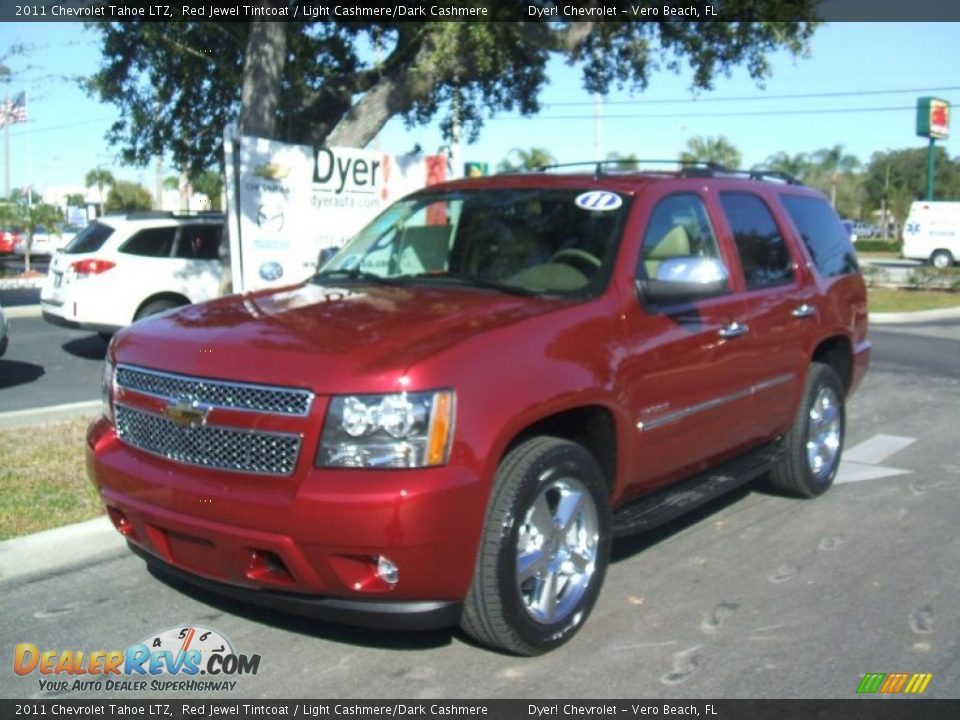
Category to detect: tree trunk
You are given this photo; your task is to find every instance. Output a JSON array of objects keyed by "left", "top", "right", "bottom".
[{"left": 239, "top": 11, "right": 287, "bottom": 139}]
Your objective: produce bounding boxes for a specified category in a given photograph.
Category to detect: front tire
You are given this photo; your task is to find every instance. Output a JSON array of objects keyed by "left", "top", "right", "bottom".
[
  {"left": 769, "top": 363, "right": 845, "bottom": 498},
  {"left": 461, "top": 437, "right": 611, "bottom": 655}
]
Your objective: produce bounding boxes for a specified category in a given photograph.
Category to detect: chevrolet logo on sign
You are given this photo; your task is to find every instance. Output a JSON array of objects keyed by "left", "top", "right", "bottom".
[{"left": 164, "top": 400, "right": 211, "bottom": 428}]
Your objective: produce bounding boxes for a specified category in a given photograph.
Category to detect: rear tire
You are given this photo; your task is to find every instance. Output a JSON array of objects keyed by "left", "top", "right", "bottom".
[
  {"left": 930, "top": 249, "right": 954, "bottom": 269},
  {"left": 134, "top": 298, "right": 185, "bottom": 322},
  {"left": 769, "top": 363, "right": 845, "bottom": 498},
  {"left": 461, "top": 437, "right": 611, "bottom": 655}
]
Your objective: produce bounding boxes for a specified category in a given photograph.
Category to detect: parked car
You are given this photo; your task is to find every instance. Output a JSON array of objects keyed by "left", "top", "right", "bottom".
[
  {"left": 852, "top": 221, "right": 877, "bottom": 238},
  {"left": 0, "top": 299, "right": 8, "bottom": 356},
  {"left": 40, "top": 211, "right": 226, "bottom": 339},
  {"left": 12, "top": 226, "right": 69, "bottom": 257},
  {"left": 88, "top": 164, "right": 869, "bottom": 655},
  {"left": 902, "top": 200, "right": 960, "bottom": 268},
  {"left": 0, "top": 228, "right": 22, "bottom": 255}
]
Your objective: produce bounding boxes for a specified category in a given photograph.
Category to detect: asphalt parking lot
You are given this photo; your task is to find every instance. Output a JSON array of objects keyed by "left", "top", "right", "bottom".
[{"left": 0, "top": 317, "right": 957, "bottom": 700}]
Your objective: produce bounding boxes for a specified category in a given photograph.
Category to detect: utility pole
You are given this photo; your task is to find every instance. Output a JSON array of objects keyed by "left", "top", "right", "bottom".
[{"left": 2, "top": 67, "right": 10, "bottom": 198}]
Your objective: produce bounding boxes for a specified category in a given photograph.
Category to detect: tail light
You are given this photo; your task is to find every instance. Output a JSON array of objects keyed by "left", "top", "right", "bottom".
[{"left": 70, "top": 259, "right": 116, "bottom": 277}]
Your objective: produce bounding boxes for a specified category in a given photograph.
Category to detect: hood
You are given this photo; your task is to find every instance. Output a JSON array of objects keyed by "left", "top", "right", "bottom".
[{"left": 112, "top": 282, "right": 564, "bottom": 393}]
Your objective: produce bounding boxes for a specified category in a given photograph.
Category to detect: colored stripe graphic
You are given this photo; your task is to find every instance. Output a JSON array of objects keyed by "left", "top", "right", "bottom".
[
  {"left": 857, "top": 672, "right": 932, "bottom": 694},
  {"left": 857, "top": 673, "right": 885, "bottom": 693},
  {"left": 904, "top": 673, "right": 933, "bottom": 694}
]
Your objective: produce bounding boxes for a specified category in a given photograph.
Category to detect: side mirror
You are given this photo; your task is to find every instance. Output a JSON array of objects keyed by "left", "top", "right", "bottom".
[{"left": 638, "top": 256, "right": 729, "bottom": 303}]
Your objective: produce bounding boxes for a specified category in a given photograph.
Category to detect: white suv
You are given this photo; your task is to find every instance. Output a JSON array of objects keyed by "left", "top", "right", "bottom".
[{"left": 41, "top": 212, "right": 225, "bottom": 339}]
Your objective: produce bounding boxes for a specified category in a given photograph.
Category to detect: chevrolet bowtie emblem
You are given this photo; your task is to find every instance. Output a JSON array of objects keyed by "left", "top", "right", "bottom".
[{"left": 164, "top": 400, "right": 211, "bottom": 428}]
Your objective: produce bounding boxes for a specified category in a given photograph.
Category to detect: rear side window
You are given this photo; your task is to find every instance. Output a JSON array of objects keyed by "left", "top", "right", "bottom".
[
  {"left": 174, "top": 224, "right": 223, "bottom": 260},
  {"left": 120, "top": 227, "right": 177, "bottom": 257},
  {"left": 63, "top": 222, "right": 114, "bottom": 254},
  {"left": 780, "top": 195, "right": 859, "bottom": 277},
  {"left": 719, "top": 192, "right": 794, "bottom": 290}
]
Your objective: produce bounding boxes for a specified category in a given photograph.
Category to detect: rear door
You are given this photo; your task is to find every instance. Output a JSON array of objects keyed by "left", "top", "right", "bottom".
[
  {"left": 620, "top": 190, "right": 754, "bottom": 495},
  {"left": 713, "top": 190, "right": 813, "bottom": 440},
  {"left": 171, "top": 223, "right": 224, "bottom": 301}
]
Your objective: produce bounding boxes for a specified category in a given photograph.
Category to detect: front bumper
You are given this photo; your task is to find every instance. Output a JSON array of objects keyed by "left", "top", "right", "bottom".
[{"left": 86, "top": 418, "right": 487, "bottom": 629}]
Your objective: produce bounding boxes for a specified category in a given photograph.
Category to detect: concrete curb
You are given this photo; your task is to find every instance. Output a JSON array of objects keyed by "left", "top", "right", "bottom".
[
  {"left": 5, "top": 304, "right": 42, "bottom": 319},
  {"left": 0, "top": 515, "right": 124, "bottom": 583},
  {"left": 870, "top": 306, "right": 960, "bottom": 324},
  {"left": 0, "top": 400, "right": 100, "bottom": 429}
]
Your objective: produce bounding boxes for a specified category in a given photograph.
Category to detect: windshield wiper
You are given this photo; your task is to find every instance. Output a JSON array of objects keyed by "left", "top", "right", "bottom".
[
  {"left": 407, "top": 273, "right": 541, "bottom": 297},
  {"left": 313, "top": 269, "right": 403, "bottom": 286}
]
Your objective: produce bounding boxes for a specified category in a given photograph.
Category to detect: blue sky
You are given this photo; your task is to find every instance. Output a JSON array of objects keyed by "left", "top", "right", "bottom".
[{"left": 1, "top": 21, "right": 958, "bottom": 195}]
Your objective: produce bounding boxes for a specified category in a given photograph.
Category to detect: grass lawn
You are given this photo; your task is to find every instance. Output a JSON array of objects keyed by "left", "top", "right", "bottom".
[
  {"left": 869, "top": 287, "right": 960, "bottom": 313},
  {"left": 0, "top": 417, "right": 103, "bottom": 540}
]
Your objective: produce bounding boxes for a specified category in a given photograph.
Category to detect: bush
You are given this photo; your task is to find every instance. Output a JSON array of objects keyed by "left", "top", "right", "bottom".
[
  {"left": 905, "top": 266, "right": 960, "bottom": 290},
  {"left": 855, "top": 239, "right": 901, "bottom": 253},
  {"left": 860, "top": 264, "right": 891, "bottom": 288}
]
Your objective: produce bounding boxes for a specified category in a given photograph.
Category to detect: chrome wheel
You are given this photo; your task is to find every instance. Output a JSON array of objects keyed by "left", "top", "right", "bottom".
[
  {"left": 516, "top": 477, "right": 599, "bottom": 625},
  {"left": 806, "top": 386, "right": 842, "bottom": 480}
]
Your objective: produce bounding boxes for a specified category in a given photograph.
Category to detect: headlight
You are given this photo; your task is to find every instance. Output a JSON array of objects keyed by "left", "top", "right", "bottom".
[
  {"left": 101, "top": 355, "right": 115, "bottom": 423},
  {"left": 317, "top": 390, "right": 455, "bottom": 468}
]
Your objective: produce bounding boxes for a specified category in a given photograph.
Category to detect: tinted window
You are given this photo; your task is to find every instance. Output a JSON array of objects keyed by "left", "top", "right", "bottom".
[
  {"left": 781, "top": 195, "right": 859, "bottom": 277},
  {"left": 120, "top": 227, "right": 176, "bottom": 257},
  {"left": 63, "top": 222, "right": 114, "bottom": 254},
  {"left": 719, "top": 193, "right": 794, "bottom": 290},
  {"left": 174, "top": 224, "right": 223, "bottom": 260},
  {"left": 637, "top": 193, "right": 722, "bottom": 281}
]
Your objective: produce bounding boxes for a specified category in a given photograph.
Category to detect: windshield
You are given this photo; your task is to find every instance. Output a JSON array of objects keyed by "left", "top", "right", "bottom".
[{"left": 318, "top": 188, "right": 629, "bottom": 298}]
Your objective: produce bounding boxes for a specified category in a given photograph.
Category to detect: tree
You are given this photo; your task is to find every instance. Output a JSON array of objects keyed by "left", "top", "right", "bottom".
[
  {"left": 809, "top": 145, "right": 860, "bottom": 208},
  {"left": 862, "top": 147, "right": 960, "bottom": 232},
  {"left": 16, "top": 203, "right": 62, "bottom": 274},
  {"left": 105, "top": 181, "right": 153, "bottom": 213},
  {"left": 88, "top": 10, "right": 819, "bottom": 175},
  {"left": 605, "top": 152, "right": 640, "bottom": 170},
  {"left": 680, "top": 135, "right": 742, "bottom": 169},
  {"left": 64, "top": 192, "right": 86, "bottom": 207},
  {"left": 190, "top": 170, "right": 225, "bottom": 211},
  {"left": 759, "top": 151, "right": 811, "bottom": 181},
  {"left": 85, "top": 168, "right": 115, "bottom": 217},
  {"left": 497, "top": 147, "right": 556, "bottom": 173}
]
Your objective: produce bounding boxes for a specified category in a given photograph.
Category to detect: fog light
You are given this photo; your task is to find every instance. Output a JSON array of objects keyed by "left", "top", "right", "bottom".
[{"left": 376, "top": 555, "right": 399, "bottom": 585}]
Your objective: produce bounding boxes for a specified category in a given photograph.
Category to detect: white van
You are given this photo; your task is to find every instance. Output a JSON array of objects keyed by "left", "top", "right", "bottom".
[{"left": 902, "top": 201, "right": 960, "bottom": 267}]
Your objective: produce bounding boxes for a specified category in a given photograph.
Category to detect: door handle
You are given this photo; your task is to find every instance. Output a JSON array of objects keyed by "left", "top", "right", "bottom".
[
  {"left": 719, "top": 321, "right": 750, "bottom": 339},
  {"left": 791, "top": 304, "right": 817, "bottom": 319}
]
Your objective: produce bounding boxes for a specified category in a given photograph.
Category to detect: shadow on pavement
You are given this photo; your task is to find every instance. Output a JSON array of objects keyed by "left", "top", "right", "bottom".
[
  {"left": 0, "top": 359, "right": 45, "bottom": 389},
  {"left": 146, "top": 563, "right": 457, "bottom": 653},
  {"left": 62, "top": 335, "right": 108, "bottom": 360}
]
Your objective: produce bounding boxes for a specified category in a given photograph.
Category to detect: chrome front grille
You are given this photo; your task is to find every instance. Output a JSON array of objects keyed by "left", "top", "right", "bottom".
[
  {"left": 116, "top": 364, "right": 313, "bottom": 416},
  {"left": 115, "top": 404, "right": 301, "bottom": 476}
]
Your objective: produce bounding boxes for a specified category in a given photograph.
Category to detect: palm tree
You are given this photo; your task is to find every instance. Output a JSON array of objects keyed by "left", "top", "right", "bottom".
[
  {"left": 680, "top": 136, "right": 742, "bottom": 170},
  {"left": 497, "top": 147, "right": 557, "bottom": 173},
  {"left": 760, "top": 151, "right": 811, "bottom": 182},
  {"left": 811, "top": 145, "right": 860, "bottom": 207},
  {"left": 85, "top": 168, "right": 115, "bottom": 217}
]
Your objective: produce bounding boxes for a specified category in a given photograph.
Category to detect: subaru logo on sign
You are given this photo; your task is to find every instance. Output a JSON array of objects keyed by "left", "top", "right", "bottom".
[
  {"left": 574, "top": 191, "right": 623, "bottom": 211},
  {"left": 259, "top": 262, "right": 284, "bottom": 281}
]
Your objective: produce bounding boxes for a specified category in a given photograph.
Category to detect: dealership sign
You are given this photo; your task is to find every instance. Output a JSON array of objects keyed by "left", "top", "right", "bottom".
[
  {"left": 916, "top": 97, "right": 950, "bottom": 139},
  {"left": 224, "top": 133, "right": 446, "bottom": 292}
]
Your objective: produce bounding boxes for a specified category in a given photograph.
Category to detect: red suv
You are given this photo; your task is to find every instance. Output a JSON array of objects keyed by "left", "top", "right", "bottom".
[{"left": 88, "top": 163, "right": 869, "bottom": 655}]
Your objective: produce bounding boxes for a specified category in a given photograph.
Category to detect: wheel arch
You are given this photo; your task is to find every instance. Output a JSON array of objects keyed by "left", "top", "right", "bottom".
[
  {"left": 133, "top": 292, "right": 191, "bottom": 320},
  {"left": 811, "top": 335, "right": 853, "bottom": 393},
  {"left": 500, "top": 404, "right": 619, "bottom": 498}
]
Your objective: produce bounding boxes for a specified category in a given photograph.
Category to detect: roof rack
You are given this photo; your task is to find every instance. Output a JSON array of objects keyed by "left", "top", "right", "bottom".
[{"left": 513, "top": 159, "right": 804, "bottom": 186}]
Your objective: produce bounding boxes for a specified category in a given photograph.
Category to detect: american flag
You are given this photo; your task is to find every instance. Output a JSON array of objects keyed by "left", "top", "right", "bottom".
[{"left": 0, "top": 91, "right": 27, "bottom": 127}]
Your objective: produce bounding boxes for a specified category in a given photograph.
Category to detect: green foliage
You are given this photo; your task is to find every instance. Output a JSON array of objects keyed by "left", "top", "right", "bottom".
[
  {"left": 862, "top": 148, "right": 960, "bottom": 224},
  {"left": 905, "top": 265, "right": 960, "bottom": 290},
  {"left": 680, "top": 135, "right": 742, "bottom": 169},
  {"left": 498, "top": 147, "right": 557, "bottom": 173},
  {"left": 64, "top": 193, "right": 86, "bottom": 207},
  {"left": 88, "top": 12, "right": 819, "bottom": 174},
  {"left": 105, "top": 181, "right": 153, "bottom": 212},
  {"left": 190, "top": 170, "right": 224, "bottom": 211},
  {"left": 859, "top": 265, "right": 891, "bottom": 288},
  {"left": 605, "top": 152, "right": 640, "bottom": 170},
  {"left": 855, "top": 240, "right": 900, "bottom": 253}
]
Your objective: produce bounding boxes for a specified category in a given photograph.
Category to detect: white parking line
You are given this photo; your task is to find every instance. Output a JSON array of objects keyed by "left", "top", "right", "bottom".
[{"left": 836, "top": 434, "right": 917, "bottom": 485}]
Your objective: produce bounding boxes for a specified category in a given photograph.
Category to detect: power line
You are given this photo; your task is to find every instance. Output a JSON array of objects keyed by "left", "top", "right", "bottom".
[
  {"left": 547, "top": 85, "right": 960, "bottom": 107},
  {"left": 492, "top": 103, "right": 957, "bottom": 121}
]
